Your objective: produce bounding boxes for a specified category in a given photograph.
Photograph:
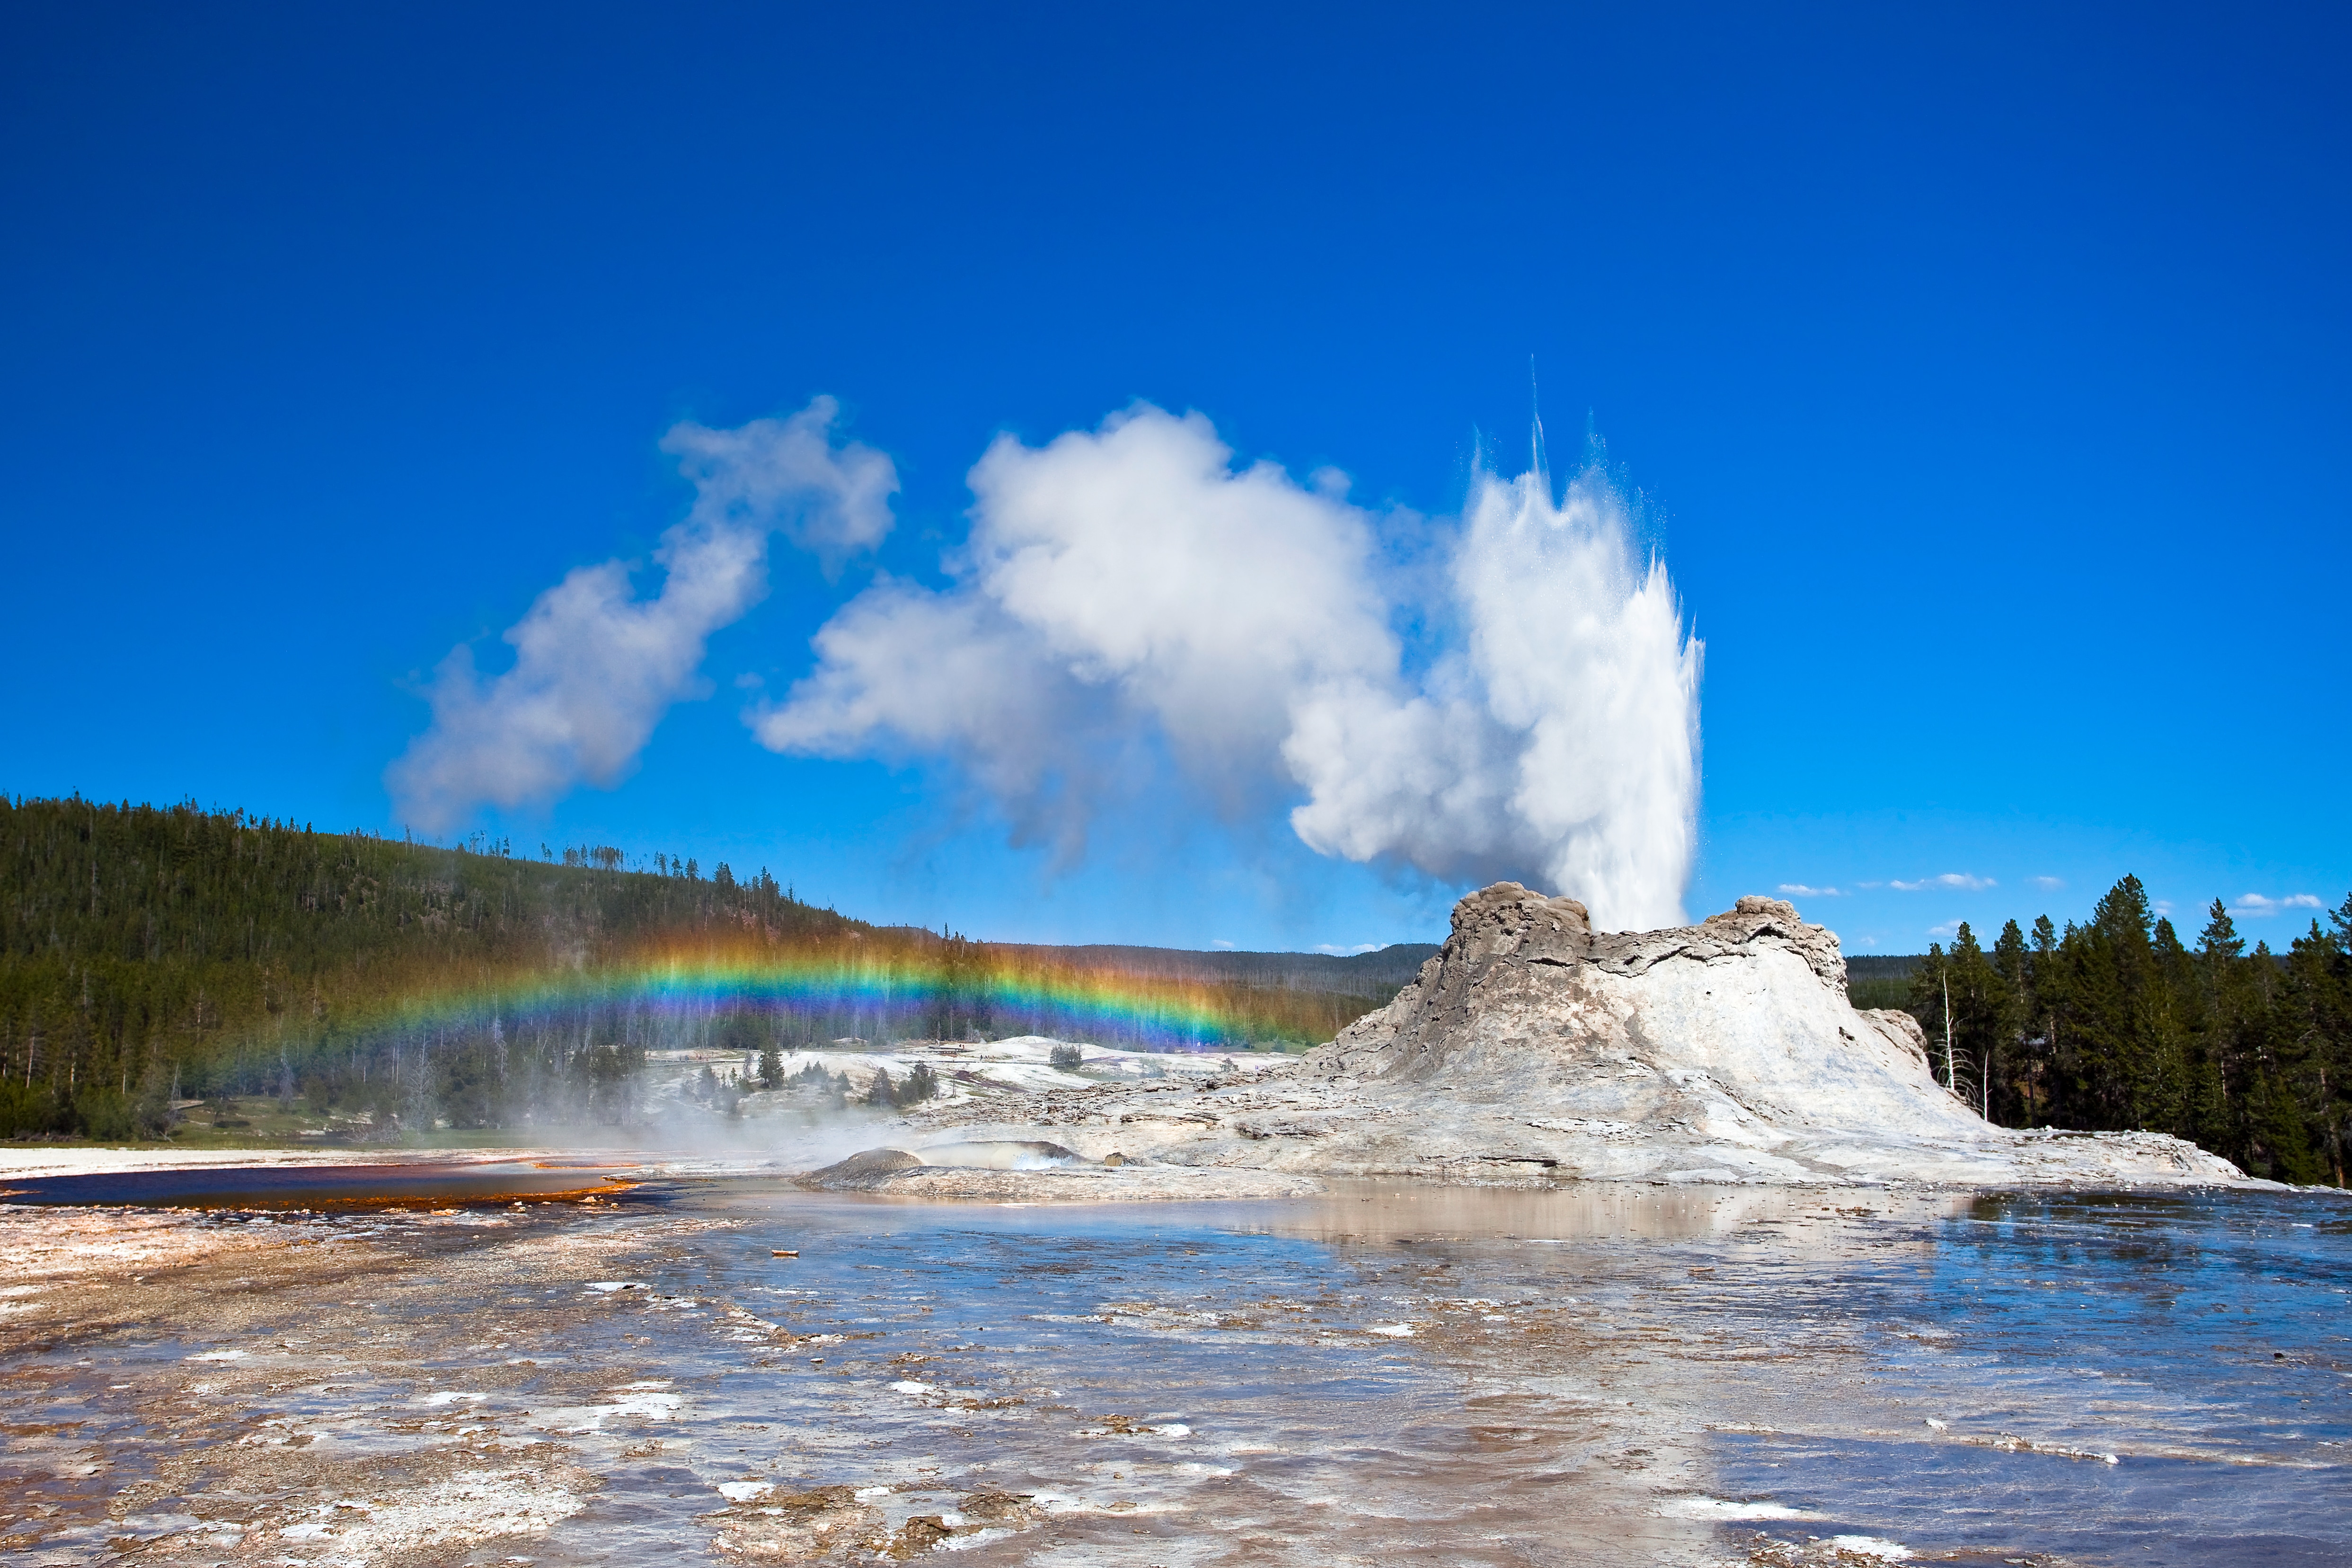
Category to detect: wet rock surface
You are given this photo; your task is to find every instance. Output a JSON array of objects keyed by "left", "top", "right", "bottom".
[{"left": 3, "top": 1182, "right": 2346, "bottom": 1566}]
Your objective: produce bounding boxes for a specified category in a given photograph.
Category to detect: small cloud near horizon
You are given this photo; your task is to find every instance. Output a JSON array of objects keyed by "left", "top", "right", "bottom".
[
  {"left": 1892, "top": 873, "right": 1995, "bottom": 893},
  {"left": 2228, "top": 892, "right": 2323, "bottom": 919},
  {"left": 1777, "top": 883, "right": 1843, "bottom": 897},
  {"left": 1927, "top": 918, "right": 1962, "bottom": 939},
  {"left": 1315, "top": 942, "right": 1381, "bottom": 956},
  {"left": 1210, "top": 938, "right": 1238, "bottom": 949},
  {"left": 2030, "top": 875, "right": 2065, "bottom": 891}
]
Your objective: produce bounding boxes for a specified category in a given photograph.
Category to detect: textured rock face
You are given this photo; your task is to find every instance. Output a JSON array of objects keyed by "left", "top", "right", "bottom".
[
  {"left": 1256, "top": 883, "right": 2241, "bottom": 1187},
  {"left": 792, "top": 885, "right": 2255, "bottom": 1196},
  {"left": 1307, "top": 884, "right": 1974, "bottom": 1143}
]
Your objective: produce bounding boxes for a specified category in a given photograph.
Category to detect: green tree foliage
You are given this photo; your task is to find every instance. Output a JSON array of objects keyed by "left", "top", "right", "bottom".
[
  {"left": 901, "top": 1061, "right": 938, "bottom": 1103},
  {"left": 0, "top": 796, "right": 1404, "bottom": 1138},
  {"left": 1891, "top": 877, "right": 2349, "bottom": 1185},
  {"left": 0, "top": 797, "right": 840, "bottom": 1135},
  {"left": 1907, "top": 923, "right": 2015, "bottom": 1108}
]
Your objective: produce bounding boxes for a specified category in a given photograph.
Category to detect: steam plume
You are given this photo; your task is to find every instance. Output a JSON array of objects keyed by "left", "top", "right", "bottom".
[
  {"left": 756, "top": 404, "right": 1702, "bottom": 927},
  {"left": 389, "top": 397, "right": 895, "bottom": 833},
  {"left": 1278, "top": 461, "right": 1701, "bottom": 927}
]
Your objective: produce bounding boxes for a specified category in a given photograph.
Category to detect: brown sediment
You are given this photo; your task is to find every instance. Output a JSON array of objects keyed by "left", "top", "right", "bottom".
[
  {"left": 0, "top": 1156, "right": 646, "bottom": 1212},
  {"left": 708, "top": 1484, "right": 884, "bottom": 1560},
  {"left": 0, "top": 1200, "right": 730, "bottom": 1563},
  {"left": 189, "top": 1178, "right": 640, "bottom": 1213}
]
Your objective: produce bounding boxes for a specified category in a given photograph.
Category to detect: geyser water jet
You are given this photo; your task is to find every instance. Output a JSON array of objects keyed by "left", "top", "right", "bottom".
[{"left": 1286, "top": 450, "right": 1702, "bottom": 930}]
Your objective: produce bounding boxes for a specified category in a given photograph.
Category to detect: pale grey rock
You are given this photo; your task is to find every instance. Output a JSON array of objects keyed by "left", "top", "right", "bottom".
[
  {"left": 1273, "top": 883, "right": 2244, "bottom": 1187},
  {"left": 816, "top": 884, "right": 2256, "bottom": 1197}
]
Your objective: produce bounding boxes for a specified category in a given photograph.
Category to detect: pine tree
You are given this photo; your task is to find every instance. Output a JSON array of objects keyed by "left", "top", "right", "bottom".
[
  {"left": 1943, "top": 922, "right": 2011, "bottom": 1115},
  {"left": 1991, "top": 920, "right": 2033, "bottom": 1122},
  {"left": 2186, "top": 900, "right": 2238, "bottom": 1154}
]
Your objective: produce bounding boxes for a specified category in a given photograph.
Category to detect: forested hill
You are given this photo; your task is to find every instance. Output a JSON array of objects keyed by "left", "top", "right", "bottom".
[
  {"left": 0, "top": 797, "right": 859, "bottom": 1122},
  {"left": 0, "top": 796, "right": 1426, "bottom": 1138},
  {"left": 1020, "top": 942, "right": 1439, "bottom": 990}
]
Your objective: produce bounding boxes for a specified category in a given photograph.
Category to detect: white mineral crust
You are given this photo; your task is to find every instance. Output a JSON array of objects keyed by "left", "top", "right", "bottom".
[{"left": 867, "top": 883, "right": 2253, "bottom": 1194}]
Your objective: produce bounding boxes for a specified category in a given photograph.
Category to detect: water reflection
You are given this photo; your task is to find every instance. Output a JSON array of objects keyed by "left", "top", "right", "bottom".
[{"left": 1, "top": 1179, "right": 2343, "bottom": 1566}]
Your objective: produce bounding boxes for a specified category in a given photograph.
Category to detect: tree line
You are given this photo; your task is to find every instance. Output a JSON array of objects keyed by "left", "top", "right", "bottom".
[
  {"left": 1902, "top": 874, "right": 2349, "bottom": 1186},
  {"left": 0, "top": 795, "right": 1394, "bottom": 1139}
]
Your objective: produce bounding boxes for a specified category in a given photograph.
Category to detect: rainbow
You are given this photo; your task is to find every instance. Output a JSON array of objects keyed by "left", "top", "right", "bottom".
[{"left": 334, "top": 932, "right": 1330, "bottom": 1054}]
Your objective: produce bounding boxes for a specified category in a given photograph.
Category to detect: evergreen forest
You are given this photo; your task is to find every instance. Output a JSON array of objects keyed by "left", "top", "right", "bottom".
[
  {"left": 1901, "top": 875, "right": 2351, "bottom": 1187},
  {"left": 0, "top": 797, "right": 1402, "bottom": 1141},
  {"left": 6, "top": 796, "right": 2344, "bottom": 1185}
]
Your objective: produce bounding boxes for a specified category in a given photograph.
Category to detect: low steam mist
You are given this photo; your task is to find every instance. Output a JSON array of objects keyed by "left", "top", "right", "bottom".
[{"left": 395, "top": 400, "right": 1703, "bottom": 929}]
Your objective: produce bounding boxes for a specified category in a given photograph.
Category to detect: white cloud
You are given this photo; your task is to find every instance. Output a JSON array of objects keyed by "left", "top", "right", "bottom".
[
  {"left": 749, "top": 575, "right": 1113, "bottom": 862},
  {"left": 1777, "top": 883, "right": 1843, "bottom": 897},
  {"left": 2030, "top": 875, "right": 2066, "bottom": 891},
  {"left": 660, "top": 399, "right": 901, "bottom": 571},
  {"left": 754, "top": 404, "right": 1703, "bottom": 930},
  {"left": 1890, "top": 873, "right": 1996, "bottom": 893},
  {"left": 2228, "top": 892, "right": 2324, "bottom": 919},
  {"left": 389, "top": 398, "right": 895, "bottom": 833},
  {"left": 1210, "top": 938, "right": 1238, "bottom": 950},
  {"left": 1315, "top": 942, "right": 1381, "bottom": 956},
  {"left": 1927, "top": 919, "right": 1961, "bottom": 940}
]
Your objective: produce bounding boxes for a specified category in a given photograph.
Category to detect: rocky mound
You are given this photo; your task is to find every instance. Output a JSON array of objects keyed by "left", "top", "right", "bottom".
[
  {"left": 798, "top": 885, "right": 2254, "bottom": 1196},
  {"left": 802, "top": 1140, "right": 1081, "bottom": 1189},
  {"left": 797, "top": 1140, "right": 1322, "bottom": 1201},
  {"left": 1269, "top": 884, "right": 2242, "bottom": 1186},
  {"left": 1311, "top": 885, "right": 1976, "bottom": 1142}
]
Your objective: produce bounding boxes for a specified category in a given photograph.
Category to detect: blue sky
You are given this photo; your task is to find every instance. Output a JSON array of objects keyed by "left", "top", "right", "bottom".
[{"left": 3, "top": 3, "right": 2346, "bottom": 954}]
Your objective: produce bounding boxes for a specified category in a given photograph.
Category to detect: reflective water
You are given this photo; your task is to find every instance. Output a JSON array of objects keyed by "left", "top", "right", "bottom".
[
  {"left": 0, "top": 1158, "right": 637, "bottom": 1208},
  {"left": 3, "top": 1179, "right": 2346, "bottom": 1565}
]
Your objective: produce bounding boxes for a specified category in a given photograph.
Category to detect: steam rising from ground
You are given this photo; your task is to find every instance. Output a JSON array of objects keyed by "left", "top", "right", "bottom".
[{"left": 393, "top": 401, "right": 1702, "bottom": 928}]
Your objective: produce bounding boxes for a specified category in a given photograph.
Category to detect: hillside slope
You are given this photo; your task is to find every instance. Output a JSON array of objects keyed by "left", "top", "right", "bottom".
[{"left": 0, "top": 797, "right": 1417, "bottom": 1137}]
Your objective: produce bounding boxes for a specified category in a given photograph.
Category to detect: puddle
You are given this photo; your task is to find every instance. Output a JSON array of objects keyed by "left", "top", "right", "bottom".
[{"left": 0, "top": 1159, "right": 645, "bottom": 1209}]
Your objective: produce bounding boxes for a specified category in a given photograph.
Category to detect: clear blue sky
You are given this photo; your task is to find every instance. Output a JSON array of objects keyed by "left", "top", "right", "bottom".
[{"left": 4, "top": 2, "right": 2345, "bottom": 954}]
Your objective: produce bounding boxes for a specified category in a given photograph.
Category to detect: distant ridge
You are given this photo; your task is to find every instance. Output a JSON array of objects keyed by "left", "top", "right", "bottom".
[{"left": 1005, "top": 943, "right": 1440, "bottom": 992}]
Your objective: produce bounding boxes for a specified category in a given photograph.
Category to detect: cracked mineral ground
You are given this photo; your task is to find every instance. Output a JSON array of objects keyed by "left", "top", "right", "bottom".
[{"left": 3, "top": 1178, "right": 2348, "bottom": 1566}]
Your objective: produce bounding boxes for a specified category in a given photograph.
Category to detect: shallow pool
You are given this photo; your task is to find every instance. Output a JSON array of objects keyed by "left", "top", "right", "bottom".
[{"left": 2, "top": 1178, "right": 2344, "bottom": 1565}]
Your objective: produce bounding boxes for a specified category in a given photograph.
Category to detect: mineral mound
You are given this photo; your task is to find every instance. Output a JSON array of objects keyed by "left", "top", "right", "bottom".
[
  {"left": 810, "top": 884, "right": 2253, "bottom": 1194},
  {"left": 1313, "top": 886, "right": 1971, "bottom": 1141},
  {"left": 1271, "top": 883, "right": 2244, "bottom": 1186}
]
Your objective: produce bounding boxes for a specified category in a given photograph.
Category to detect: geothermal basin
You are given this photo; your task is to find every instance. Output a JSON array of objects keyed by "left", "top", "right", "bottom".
[{"left": 3, "top": 1163, "right": 2347, "bottom": 1567}]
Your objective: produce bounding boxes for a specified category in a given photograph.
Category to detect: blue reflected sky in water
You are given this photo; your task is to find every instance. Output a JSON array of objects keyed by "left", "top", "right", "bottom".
[
  {"left": 664, "top": 1183, "right": 2352, "bottom": 1565},
  {"left": 5, "top": 1180, "right": 2346, "bottom": 1566},
  {"left": 1694, "top": 1192, "right": 2352, "bottom": 1565}
]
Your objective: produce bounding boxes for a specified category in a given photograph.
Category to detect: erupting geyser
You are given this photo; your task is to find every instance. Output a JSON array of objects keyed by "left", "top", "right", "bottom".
[{"left": 821, "top": 886, "right": 2251, "bottom": 1197}]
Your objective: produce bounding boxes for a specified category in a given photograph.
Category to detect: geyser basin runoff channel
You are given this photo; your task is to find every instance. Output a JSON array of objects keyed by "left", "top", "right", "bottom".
[
  {"left": 0, "top": 1159, "right": 645, "bottom": 1211},
  {"left": 4, "top": 1183, "right": 2347, "bottom": 1567}
]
